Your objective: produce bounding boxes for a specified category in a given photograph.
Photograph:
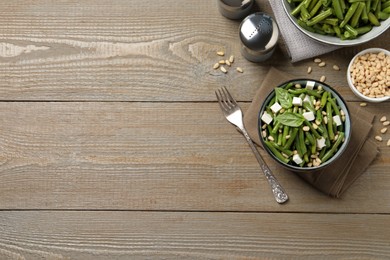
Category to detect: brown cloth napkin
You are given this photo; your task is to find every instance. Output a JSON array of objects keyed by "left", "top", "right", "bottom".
[{"left": 244, "top": 67, "right": 379, "bottom": 198}]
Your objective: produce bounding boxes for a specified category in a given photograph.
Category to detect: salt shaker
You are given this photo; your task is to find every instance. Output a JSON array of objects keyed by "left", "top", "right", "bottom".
[
  {"left": 217, "top": 0, "right": 254, "bottom": 20},
  {"left": 239, "top": 12, "right": 279, "bottom": 62}
]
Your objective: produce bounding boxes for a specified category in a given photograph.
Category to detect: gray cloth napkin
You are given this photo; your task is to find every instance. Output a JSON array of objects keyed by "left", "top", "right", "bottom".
[{"left": 269, "top": 0, "right": 340, "bottom": 62}]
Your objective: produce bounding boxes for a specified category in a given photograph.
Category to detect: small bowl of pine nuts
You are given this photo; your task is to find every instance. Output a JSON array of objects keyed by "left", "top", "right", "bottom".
[{"left": 347, "top": 48, "right": 390, "bottom": 103}]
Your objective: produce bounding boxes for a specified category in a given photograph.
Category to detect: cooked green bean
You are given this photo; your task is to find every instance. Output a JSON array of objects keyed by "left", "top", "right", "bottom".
[
  {"left": 261, "top": 80, "right": 348, "bottom": 168},
  {"left": 288, "top": 0, "right": 388, "bottom": 40}
]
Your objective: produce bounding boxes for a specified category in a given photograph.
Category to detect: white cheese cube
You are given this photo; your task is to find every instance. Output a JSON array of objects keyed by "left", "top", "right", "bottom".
[
  {"left": 270, "top": 102, "right": 282, "bottom": 114},
  {"left": 333, "top": 115, "right": 342, "bottom": 126},
  {"left": 293, "top": 154, "right": 303, "bottom": 164},
  {"left": 303, "top": 95, "right": 311, "bottom": 103},
  {"left": 292, "top": 97, "right": 302, "bottom": 106},
  {"left": 261, "top": 111, "right": 273, "bottom": 125},
  {"left": 316, "top": 137, "right": 326, "bottom": 150},
  {"left": 306, "top": 81, "right": 315, "bottom": 90},
  {"left": 303, "top": 111, "right": 315, "bottom": 121}
]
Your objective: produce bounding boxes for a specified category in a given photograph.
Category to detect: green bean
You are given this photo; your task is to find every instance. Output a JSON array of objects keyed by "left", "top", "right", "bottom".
[
  {"left": 340, "top": 2, "right": 360, "bottom": 27},
  {"left": 272, "top": 121, "right": 282, "bottom": 134},
  {"left": 306, "top": 89, "right": 323, "bottom": 98},
  {"left": 320, "top": 90, "right": 328, "bottom": 108},
  {"left": 265, "top": 141, "right": 290, "bottom": 164},
  {"left": 326, "top": 102, "right": 335, "bottom": 140},
  {"left": 328, "top": 97, "right": 341, "bottom": 116},
  {"left": 304, "top": 120, "right": 322, "bottom": 139},
  {"left": 284, "top": 127, "right": 299, "bottom": 150},
  {"left": 277, "top": 132, "right": 283, "bottom": 146},
  {"left": 366, "top": 0, "right": 372, "bottom": 13},
  {"left": 372, "top": 0, "right": 380, "bottom": 11},
  {"left": 289, "top": 0, "right": 388, "bottom": 40},
  {"left": 378, "top": 11, "right": 390, "bottom": 19},
  {"left": 307, "top": 8, "right": 334, "bottom": 26},
  {"left": 350, "top": 2, "right": 365, "bottom": 27},
  {"left": 271, "top": 142, "right": 294, "bottom": 157},
  {"left": 320, "top": 132, "right": 345, "bottom": 162},
  {"left": 368, "top": 11, "right": 381, "bottom": 24},
  {"left": 298, "top": 128, "right": 307, "bottom": 156},
  {"left": 303, "top": 101, "right": 316, "bottom": 114},
  {"left": 301, "top": 6, "right": 312, "bottom": 20},
  {"left": 383, "top": 6, "right": 390, "bottom": 13},
  {"left": 322, "top": 17, "right": 340, "bottom": 25},
  {"left": 309, "top": 0, "right": 320, "bottom": 11},
  {"left": 356, "top": 25, "right": 373, "bottom": 34},
  {"left": 361, "top": 6, "right": 369, "bottom": 22},
  {"left": 310, "top": 0, "right": 324, "bottom": 16},
  {"left": 282, "top": 125, "right": 290, "bottom": 146},
  {"left": 262, "top": 81, "right": 348, "bottom": 168},
  {"left": 383, "top": 0, "right": 390, "bottom": 10},
  {"left": 305, "top": 131, "right": 316, "bottom": 145},
  {"left": 332, "top": 0, "right": 345, "bottom": 19}
]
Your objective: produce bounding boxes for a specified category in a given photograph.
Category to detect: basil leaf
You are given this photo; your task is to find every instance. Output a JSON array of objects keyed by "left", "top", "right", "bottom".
[
  {"left": 275, "top": 112, "right": 305, "bottom": 127},
  {"left": 275, "top": 88, "right": 292, "bottom": 109}
]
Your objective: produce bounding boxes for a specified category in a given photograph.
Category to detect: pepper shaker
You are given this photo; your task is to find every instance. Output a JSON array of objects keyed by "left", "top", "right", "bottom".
[
  {"left": 239, "top": 12, "right": 279, "bottom": 62},
  {"left": 217, "top": 0, "right": 254, "bottom": 20}
]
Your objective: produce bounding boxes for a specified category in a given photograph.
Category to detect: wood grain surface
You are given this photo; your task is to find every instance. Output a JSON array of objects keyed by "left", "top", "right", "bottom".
[{"left": 0, "top": 0, "right": 389, "bottom": 259}]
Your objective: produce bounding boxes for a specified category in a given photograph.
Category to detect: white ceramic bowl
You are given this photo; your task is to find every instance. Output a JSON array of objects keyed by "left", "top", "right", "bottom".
[
  {"left": 282, "top": 0, "right": 390, "bottom": 46},
  {"left": 347, "top": 48, "right": 390, "bottom": 103}
]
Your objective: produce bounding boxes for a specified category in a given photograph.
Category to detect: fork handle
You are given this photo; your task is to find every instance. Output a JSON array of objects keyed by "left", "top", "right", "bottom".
[{"left": 241, "top": 128, "right": 289, "bottom": 204}]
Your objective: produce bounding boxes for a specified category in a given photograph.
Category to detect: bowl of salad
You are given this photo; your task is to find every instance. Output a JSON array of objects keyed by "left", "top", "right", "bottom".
[
  {"left": 258, "top": 79, "right": 351, "bottom": 172},
  {"left": 282, "top": 0, "right": 390, "bottom": 46}
]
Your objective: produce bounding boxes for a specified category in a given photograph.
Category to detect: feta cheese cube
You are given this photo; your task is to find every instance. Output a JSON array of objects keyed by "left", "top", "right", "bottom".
[
  {"left": 293, "top": 154, "right": 303, "bottom": 164},
  {"left": 303, "top": 111, "right": 315, "bottom": 121},
  {"left": 316, "top": 137, "right": 326, "bottom": 150},
  {"left": 270, "top": 102, "right": 282, "bottom": 114},
  {"left": 306, "top": 81, "right": 315, "bottom": 90},
  {"left": 333, "top": 115, "right": 342, "bottom": 126},
  {"left": 261, "top": 111, "right": 273, "bottom": 125},
  {"left": 292, "top": 97, "right": 302, "bottom": 106},
  {"left": 303, "top": 95, "right": 311, "bottom": 103}
]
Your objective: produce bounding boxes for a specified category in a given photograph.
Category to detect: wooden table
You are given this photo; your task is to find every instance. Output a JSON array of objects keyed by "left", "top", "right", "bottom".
[{"left": 1, "top": 0, "right": 389, "bottom": 259}]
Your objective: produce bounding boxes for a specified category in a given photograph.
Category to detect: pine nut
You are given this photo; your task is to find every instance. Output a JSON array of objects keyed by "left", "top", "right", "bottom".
[
  {"left": 349, "top": 51, "right": 390, "bottom": 99},
  {"left": 229, "top": 55, "right": 234, "bottom": 63},
  {"left": 333, "top": 65, "right": 340, "bottom": 71},
  {"left": 318, "top": 62, "right": 326, "bottom": 67},
  {"left": 217, "top": 51, "right": 225, "bottom": 56},
  {"left": 225, "top": 60, "right": 231, "bottom": 66},
  {"left": 307, "top": 66, "right": 312, "bottom": 74},
  {"left": 380, "top": 116, "right": 387, "bottom": 122},
  {"left": 236, "top": 67, "right": 243, "bottom": 73},
  {"left": 375, "top": 135, "right": 383, "bottom": 142},
  {"left": 213, "top": 63, "right": 220, "bottom": 69},
  {"left": 383, "top": 121, "right": 390, "bottom": 126},
  {"left": 320, "top": 75, "right": 326, "bottom": 82},
  {"left": 219, "top": 60, "right": 226, "bottom": 64},
  {"left": 381, "top": 127, "right": 388, "bottom": 134},
  {"left": 387, "top": 139, "right": 390, "bottom": 146},
  {"left": 360, "top": 102, "right": 367, "bottom": 107},
  {"left": 314, "top": 58, "right": 321, "bottom": 63},
  {"left": 303, "top": 126, "right": 310, "bottom": 131},
  {"left": 220, "top": 66, "right": 227, "bottom": 73}
]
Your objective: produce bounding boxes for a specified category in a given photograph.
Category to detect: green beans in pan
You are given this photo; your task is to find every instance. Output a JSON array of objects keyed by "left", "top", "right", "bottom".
[
  {"left": 287, "top": 0, "right": 390, "bottom": 40},
  {"left": 260, "top": 80, "right": 348, "bottom": 168}
]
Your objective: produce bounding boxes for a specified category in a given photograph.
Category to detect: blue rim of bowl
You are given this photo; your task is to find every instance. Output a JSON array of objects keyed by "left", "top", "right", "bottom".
[
  {"left": 282, "top": 0, "right": 390, "bottom": 46},
  {"left": 257, "top": 79, "right": 352, "bottom": 172}
]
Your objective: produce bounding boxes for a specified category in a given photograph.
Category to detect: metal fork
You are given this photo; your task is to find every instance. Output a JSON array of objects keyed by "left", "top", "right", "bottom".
[{"left": 215, "top": 86, "right": 289, "bottom": 204}]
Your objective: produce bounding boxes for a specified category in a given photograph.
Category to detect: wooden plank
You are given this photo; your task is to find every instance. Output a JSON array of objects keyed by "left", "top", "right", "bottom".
[
  {"left": 0, "top": 211, "right": 389, "bottom": 259},
  {"left": 0, "top": 101, "right": 388, "bottom": 212},
  {"left": 0, "top": 0, "right": 388, "bottom": 102}
]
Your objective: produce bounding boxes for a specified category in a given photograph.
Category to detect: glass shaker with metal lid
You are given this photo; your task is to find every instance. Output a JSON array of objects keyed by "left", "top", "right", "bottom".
[
  {"left": 217, "top": 0, "right": 254, "bottom": 20},
  {"left": 239, "top": 12, "right": 279, "bottom": 62}
]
